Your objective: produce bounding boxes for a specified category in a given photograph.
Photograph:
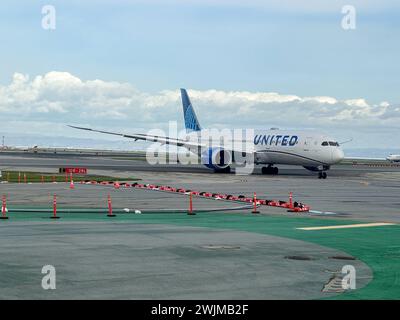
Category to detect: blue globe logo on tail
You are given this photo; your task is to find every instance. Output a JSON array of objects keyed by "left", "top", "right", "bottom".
[{"left": 181, "top": 88, "right": 202, "bottom": 132}]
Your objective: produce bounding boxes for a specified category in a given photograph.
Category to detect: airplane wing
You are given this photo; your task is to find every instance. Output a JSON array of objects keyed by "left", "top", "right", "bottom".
[
  {"left": 69, "top": 90, "right": 254, "bottom": 155},
  {"left": 68, "top": 125, "right": 200, "bottom": 148},
  {"left": 68, "top": 125, "right": 254, "bottom": 154}
]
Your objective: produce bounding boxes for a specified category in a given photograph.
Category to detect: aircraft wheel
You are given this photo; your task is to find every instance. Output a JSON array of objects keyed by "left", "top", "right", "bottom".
[
  {"left": 214, "top": 166, "right": 231, "bottom": 174},
  {"left": 261, "top": 166, "right": 278, "bottom": 175},
  {"left": 318, "top": 172, "right": 327, "bottom": 179},
  {"left": 261, "top": 167, "right": 269, "bottom": 174}
]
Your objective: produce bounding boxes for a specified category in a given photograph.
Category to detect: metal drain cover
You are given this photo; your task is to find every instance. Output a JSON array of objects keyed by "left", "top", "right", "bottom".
[
  {"left": 329, "top": 256, "right": 356, "bottom": 260},
  {"left": 284, "top": 255, "right": 315, "bottom": 261}
]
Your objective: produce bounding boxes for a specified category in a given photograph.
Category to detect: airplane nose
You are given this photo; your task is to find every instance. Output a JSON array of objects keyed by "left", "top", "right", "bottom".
[{"left": 332, "top": 148, "right": 345, "bottom": 163}]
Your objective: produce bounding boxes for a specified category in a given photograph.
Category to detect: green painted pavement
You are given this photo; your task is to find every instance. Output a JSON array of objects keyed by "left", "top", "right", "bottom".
[{"left": 2, "top": 209, "right": 400, "bottom": 299}]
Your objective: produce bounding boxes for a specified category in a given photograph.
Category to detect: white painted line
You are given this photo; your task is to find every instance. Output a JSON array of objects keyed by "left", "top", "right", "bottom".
[
  {"left": 297, "top": 222, "right": 396, "bottom": 231},
  {"left": 309, "top": 210, "right": 337, "bottom": 215}
]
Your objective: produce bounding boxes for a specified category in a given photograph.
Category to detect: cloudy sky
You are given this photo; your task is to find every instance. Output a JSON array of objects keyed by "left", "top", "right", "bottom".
[{"left": 0, "top": 1, "right": 399, "bottom": 154}]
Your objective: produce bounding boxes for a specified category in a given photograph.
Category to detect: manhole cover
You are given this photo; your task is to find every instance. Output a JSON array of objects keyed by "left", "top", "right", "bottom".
[
  {"left": 329, "top": 256, "right": 356, "bottom": 261},
  {"left": 284, "top": 255, "right": 314, "bottom": 261}
]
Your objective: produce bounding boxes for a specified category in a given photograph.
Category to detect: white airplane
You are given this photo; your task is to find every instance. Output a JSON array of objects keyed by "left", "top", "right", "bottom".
[
  {"left": 69, "top": 88, "right": 344, "bottom": 179},
  {"left": 386, "top": 154, "right": 400, "bottom": 163}
]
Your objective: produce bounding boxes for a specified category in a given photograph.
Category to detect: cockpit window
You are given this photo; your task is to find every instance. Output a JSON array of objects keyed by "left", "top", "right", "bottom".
[{"left": 322, "top": 141, "right": 339, "bottom": 146}]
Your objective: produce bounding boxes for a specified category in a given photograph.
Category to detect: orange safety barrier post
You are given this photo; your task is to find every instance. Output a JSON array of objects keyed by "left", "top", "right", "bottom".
[
  {"left": 187, "top": 191, "right": 196, "bottom": 215},
  {"left": 107, "top": 194, "right": 116, "bottom": 217},
  {"left": 24, "top": 173, "right": 27, "bottom": 184},
  {"left": 287, "top": 192, "right": 299, "bottom": 212},
  {"left": 69, "top": 173, "right": 75, "bottom": 189},
  {"left": 1, "top": 195, "right": 9, "bottom": 220},
  {"left": 252, "top": 192, "right": 260, "bottom": 214},
  {"left": 50, "top": 194, "right": 60, "bottom": 219}
]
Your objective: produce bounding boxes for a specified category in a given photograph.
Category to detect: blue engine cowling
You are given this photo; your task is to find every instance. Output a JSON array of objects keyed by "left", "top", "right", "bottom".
[{"left": 201, "top": 147, "right": 232, "bottom": 170}]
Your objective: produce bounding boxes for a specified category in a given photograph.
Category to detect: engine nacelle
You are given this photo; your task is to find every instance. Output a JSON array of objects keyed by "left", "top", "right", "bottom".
[{"left": 201, "top": 147, "right": 232, "bottom": 170}]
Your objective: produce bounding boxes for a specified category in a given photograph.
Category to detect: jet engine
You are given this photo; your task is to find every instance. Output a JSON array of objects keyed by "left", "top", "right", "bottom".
[{"left": 201, "top": 147, "right": 232, "bottom": 171}]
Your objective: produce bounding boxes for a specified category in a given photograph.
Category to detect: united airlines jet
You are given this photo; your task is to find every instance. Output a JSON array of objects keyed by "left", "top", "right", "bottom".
[
  {"left": 70, "top": 88, "right": 344, "bottom": 179},
  {"left": 386, "top": 154, "right": 400, "bottom": 163}
]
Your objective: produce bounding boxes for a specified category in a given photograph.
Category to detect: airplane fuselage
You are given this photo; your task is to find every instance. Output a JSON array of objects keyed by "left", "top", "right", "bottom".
[
  {"left": 386, "top": 154, "right": 400, "bottom": 163},
  {"left": 185, "top": 129, "right": 344, "bottom": 170}
]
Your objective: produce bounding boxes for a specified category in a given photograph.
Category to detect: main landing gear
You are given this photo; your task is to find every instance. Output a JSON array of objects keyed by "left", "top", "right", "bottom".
[
  {"left": 213, "top": 166, "right": 231, "bottom": 174},
  {"left": 318, "top": 172, "right": 327, "bottom": 179},
  {"left": 261, "top": 165, "right": 279, "bottom": 175}
]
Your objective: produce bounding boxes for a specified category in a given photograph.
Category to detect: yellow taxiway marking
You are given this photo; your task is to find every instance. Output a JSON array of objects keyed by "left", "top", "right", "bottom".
[{"left": 297, "top": 222, "right": 396, "bottom": 231}]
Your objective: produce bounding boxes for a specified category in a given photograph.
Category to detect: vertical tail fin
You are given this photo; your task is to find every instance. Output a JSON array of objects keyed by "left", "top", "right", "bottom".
[{"left": 180, "top": 88, "right": 202, "bottom": 132}]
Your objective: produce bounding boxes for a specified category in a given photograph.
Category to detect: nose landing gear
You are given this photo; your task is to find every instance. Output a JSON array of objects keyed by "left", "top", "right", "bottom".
[
  {"left": 303, "top": 166, "right": 329, "bottom": 179},
  {"left": 318, "top": 172, "right": 327, "bottom": 179}
]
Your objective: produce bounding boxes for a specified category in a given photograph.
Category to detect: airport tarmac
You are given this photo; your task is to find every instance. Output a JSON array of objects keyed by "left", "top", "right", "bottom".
[
  {"left": 1, "top": 152, "right": 399, "bottom": 177},
  {"left": 0, "top": 183, "right": 252, "bottom": 212},
  {"left": 1, "top": 154, "right": 400, "bottom": 222},
  {"left": 0, "top": 154, "right": 399, "bottom": 299},
  {"left": 0, "top": 220, "right": 372, "bottom": 299}
]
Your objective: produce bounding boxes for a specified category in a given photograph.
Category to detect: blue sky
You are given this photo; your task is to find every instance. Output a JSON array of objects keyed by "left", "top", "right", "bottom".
[
  {"left": 0, "top": 1, "right": 399, "bottom": 102},
  {"left": 0, "top": 1, "right": 399, "bottom": 153}
]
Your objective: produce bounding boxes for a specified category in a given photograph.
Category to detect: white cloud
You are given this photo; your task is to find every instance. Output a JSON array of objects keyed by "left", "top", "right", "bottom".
[{"left": 0, "top": 71, "right": 399, "bottom": 148}]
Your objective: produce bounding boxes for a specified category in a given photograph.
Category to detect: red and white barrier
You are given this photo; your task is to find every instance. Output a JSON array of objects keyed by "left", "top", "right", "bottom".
[{"left": 77, "top": 180, "right": 311, "bottom": 213}]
